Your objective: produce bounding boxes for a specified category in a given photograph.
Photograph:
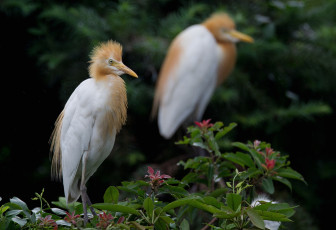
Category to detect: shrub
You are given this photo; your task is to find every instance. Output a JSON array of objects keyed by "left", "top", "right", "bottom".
[{"left": 0, "top": 120, "right": 305, "bottom": 229}]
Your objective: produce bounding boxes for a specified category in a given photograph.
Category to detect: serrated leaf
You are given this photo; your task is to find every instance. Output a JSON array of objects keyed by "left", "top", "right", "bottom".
[
  {"left": 262, "top": 177, "right": 275, "bottom": 194},
  {"left": 103, "top": 186, "right": 119, "bottom": 204},
  {"left": 92, "top": 203, "right": 140, "bottom": 215},
  {"left": 246, "top": 208, "right": 265, "bottom": 229}
]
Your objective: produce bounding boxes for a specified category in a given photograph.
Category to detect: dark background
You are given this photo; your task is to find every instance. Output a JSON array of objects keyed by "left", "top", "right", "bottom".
[{"left": 1, "top": 0, "right": 335, "bottom": 229}]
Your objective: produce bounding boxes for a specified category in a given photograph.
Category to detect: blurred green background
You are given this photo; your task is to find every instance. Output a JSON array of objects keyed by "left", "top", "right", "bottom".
[{"left": 1, "top": 0, "right": 335, "bottom": 229}]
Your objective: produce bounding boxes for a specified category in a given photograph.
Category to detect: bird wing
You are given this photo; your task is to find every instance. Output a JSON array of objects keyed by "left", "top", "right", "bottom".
[
  {"left": 154, "top": 25, "right": 219, "bottom": 138},
  {"left": 59, "top": 79, "right": 97, "bottom": 203}
]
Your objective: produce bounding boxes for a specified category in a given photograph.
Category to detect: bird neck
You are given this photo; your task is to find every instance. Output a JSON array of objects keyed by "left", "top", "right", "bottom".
[
  {"left": 216, "top": 43, "right": 237, "bottom": 86},
  {"left": 100, "top": 75, "right": 128, "bottom": 134},
  {"left": 89, "top": 62, "right": 111, "bottom": 80}
]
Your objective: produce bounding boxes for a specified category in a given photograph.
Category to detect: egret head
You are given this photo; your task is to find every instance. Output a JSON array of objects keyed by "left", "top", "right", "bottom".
[
  {"left": 89, "top": 40, "right": 138, "bottom": 79},
  {"left": 203, "top": 13, "right": 254, "bottom": 44}
]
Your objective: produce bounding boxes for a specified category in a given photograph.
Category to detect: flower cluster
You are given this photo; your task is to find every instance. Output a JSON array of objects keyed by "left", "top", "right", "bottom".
[
  {"left": 64, "top": 211, "right": 80, "bottom": 226},
  {"left": 96, "top": 211, "right": 114, "bottom": 229},
  {"left": 195, "top": 119, "right": 213, "bottom": 131},
  {"left": 145, "top": 166, "right": 171, "bottom": 190},
  {"left": 254, "top": 140, "right": 276, "bottom": 171},
  {"left": 39, "top": 215, "right": 58, "bottom": 230}
]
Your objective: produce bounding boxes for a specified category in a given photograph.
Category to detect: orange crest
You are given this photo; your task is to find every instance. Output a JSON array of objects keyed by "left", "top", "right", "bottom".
[{"left": 90, "top": 40, "right": 123, "bottom": 62}]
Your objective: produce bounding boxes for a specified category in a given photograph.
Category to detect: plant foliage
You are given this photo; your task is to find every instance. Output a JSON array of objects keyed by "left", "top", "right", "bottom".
[{"left": 0, "top": 121, "right": 305, "bottom": 229}]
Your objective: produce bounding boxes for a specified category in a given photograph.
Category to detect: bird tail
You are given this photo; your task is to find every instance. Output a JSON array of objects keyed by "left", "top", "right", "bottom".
[{"left": 49, "top": 110, "right": 64, "bottom": 181}]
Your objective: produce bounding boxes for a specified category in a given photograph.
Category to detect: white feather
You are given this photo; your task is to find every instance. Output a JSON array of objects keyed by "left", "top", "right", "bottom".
[
  {"left": 251, "top": 195, "right": 281, "bottom": 230},
  {"left": 60, "top": 78, "right": 116, "bottom": 203},
  {"left": 158, "top": 25, "right": 219, "bottom": 138}
]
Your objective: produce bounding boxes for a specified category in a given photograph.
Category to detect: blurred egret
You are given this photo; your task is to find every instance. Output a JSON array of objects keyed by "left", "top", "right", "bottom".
[
  {"left": 152, "top": 13, "right": 253, "bottom": 139},
  {"left": 50, "top": 40, "right": 138, "bottom": 223}
]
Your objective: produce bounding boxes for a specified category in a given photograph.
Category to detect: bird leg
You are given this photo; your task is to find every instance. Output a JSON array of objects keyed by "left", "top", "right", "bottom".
[{"left": 80, "top": 151, "right": 97, "bottom": 225}]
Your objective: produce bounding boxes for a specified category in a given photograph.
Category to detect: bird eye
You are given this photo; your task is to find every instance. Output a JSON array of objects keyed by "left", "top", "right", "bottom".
[
  {"left": 221, "top": 28, "right": 229, "bottom": 33},
  {"left": 108, "top": 59, "right": 114, "bottom": 65}
]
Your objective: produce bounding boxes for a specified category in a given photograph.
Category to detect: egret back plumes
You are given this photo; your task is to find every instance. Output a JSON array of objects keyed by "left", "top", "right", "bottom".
[
  {"left": 50, "top": 40, "right": 137, "bottom": 223},
  {"left": 152, "top": 13, "right": 253, "bottom": 139}
]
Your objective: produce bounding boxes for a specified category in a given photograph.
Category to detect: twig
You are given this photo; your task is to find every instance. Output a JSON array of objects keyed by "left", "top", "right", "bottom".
[{"left": 200, "top": 217, "right": 217, "bottom": 230}]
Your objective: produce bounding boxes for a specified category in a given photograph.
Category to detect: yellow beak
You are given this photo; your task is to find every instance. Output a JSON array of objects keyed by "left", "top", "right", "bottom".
[
  {"left": 229, "top": 30, "right": 254, "bottom": 43},
  {"left": 119, "top": 63, "right": 138, "bottom": 78}
]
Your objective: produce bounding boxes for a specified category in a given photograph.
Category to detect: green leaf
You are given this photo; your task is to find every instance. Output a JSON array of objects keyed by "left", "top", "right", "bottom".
[
  {"left": 143, "top": 197, "right": 154, "bottom": 217},
  {"left": 207, "top": 164, "right": 214, "bottom": 187},
  {"left": 202, "top": 196, "right": 222, "bottom": 209},
  {"left": 267, "top": 203, "right": 296, "bottom": 218},
  {"left": 248, "top": 149, "right": 264, "bottom": 168},
  {"left": 192, "top": 142, "right": 210, "bottom": 152},
  {"left": 188, "top": 200, "right": 222, "bottom": 214},
  {"left": 6, "top": 210, "right": 22, "bottom": 217},
  {"left": 246, "top": 208, "right": 265, "bottom": 229},
  {"left": 154, "top": 217, "right": 168, "bottom": 230},
  {"left": 209, "top": 188, "right": 229, "bottom": 198},
  {"left": 175, "top": 136, "right": 190, "bottom": 145},
  {"left": 11, "top": 216, "right": 27, "bottom": 227},
  {"left": 51, "top": 208, "right": 67, "bottom": 216},
  {"left": 162, "top": 197, "right": 199, "bottom": 212},
  {"left": 181, "top": 172, "right": 199, "bottom": 184},
  {"left": 215, "top": 122, "right": 237, "bottom": 140},
  {"left": 180, "top": 219, "right": 190, "bottom": 230},
  {"left": 52, "top": 197, "right": 81, "bottom": 212},
  {"left": 0, "top": 205, "right": 9, "bottom": 215},
  {"left": 226, "top": 193, "right": 242, "bottom": 211},
  {"left": 224, "top": 152, "right": 254, "bottom": 168},
  {"left": 262, "top": 177, "right": 275, "bottom": 194},
  {"left": 158, "top": 185, "right": 188, "bottom": 198},
  {"left": 92, "top": 203, "right": 140, "bottom": 215},
  {"left": 272, "top": 176, "right": 292, "bottom": 191},
  {"left": 255, "top": 210, "right": 292, "bottom": 222},
  {"left": 159, "top": 216, "right": 174, "bottom": 224},
  {"left": 103, "top": 186, "right": 119, "bottom": 204},
  {"left": 277, "top": 168, "right": 306, "bottom": 183},
  {"left": 9, "top": 197, "right": 30, "bottom": 219},
  {"left": 239, "top": 167, "right": 263, "bottom": 180},
  {"left": 232, "top": 142, "right": 250, "bottom": 152},
  {"left": 208, "top": 135, "right": 221, "bottom": 156}
]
